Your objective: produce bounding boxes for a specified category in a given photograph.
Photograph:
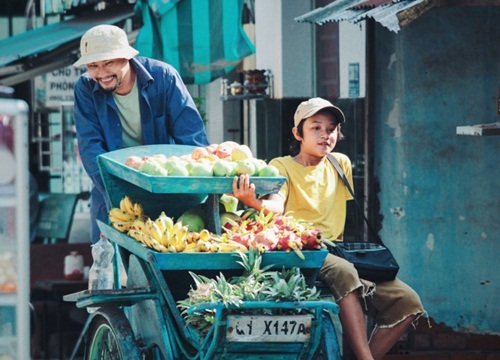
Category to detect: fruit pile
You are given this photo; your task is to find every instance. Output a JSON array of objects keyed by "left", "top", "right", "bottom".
[
  {"left": 109, "top": 196, "right": 331, "bottom": 257},
  {"left": 124, "top": 141, "right": 280, "bottom": 177},
  {"left": 109, "top": 196, "right": 249, "bottom": 253},
  {"left": 221, "top": 209, "right": 331, "bottom": 260}
]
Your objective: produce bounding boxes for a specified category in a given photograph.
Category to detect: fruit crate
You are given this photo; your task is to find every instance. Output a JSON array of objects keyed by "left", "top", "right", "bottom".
[{"left": 97, "top": 144, "right": 286, "bottom": 233}]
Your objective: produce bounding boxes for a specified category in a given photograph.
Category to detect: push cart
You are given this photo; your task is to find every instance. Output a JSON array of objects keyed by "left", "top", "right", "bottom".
[{"left": 64, "top": 145, "right": 342, "bottom": 360}]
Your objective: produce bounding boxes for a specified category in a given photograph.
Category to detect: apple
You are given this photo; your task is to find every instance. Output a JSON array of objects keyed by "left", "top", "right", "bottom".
[
  {"left": 166, "top": 162, "right": 189, "bottom": 176},
  {"left": 186, "top": 161, "right": 213, "bottom": 176},
  {"left": 152, "top": 153, "right": 168, "bottom": 165},
  {"left": 141, "top": 158, "right": 169, "bottom": 176},
  {"left": 218, "top": 141, "right": 240, "bottom": 150},
  {"left": 125, "top": 155, "right": 144, "bottom": 170},
  {"left": 249, "top": 158, "right": 267, "bottom": 173},
  {"left": 231, "top": 144, "right": 253, "bottom": 161},
  {"left": 205, "top": 143, "right": 218, "bottom": 155},
  {"left": 212, "top": 159, "right": 235, "bottom": 177},
  {"left": 258, "top": 164, "right": 280, "bottom": 177},
  {"left": 191, "top": 147, "right": 209, "bottom": 160},
  {"left": 233, "top": 159, "right": 257, "bottom": 176},
  {"left": 215, "top": 147, "right": 232, "bottom": 159}
]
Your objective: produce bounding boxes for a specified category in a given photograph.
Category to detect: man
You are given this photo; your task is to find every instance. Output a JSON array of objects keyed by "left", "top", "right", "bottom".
[{"left": 73, "top": 24, "right": 209, "bottom": 244}]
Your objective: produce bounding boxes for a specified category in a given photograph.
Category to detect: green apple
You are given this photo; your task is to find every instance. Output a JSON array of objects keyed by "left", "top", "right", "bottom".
[
  {"left": 141, "top": 158, "right": 168, "bottom": 176},
  {"left": 212, "top": 159, "right": 235, "bottom": 177},
  {"left": 233, "top": 159, "right": 257, "bottom": 176},
  {"left": 187, "top": 161, "right": 213, "bottom": 176},
  {"left": 165, "top": 162, "right": 189, "bottom": 176},
  {"left": 258, "top": 165, "right": 280, "bottom": 177},
  {"left": 249, "top": 158, "right": 267, "bottom": 173}
]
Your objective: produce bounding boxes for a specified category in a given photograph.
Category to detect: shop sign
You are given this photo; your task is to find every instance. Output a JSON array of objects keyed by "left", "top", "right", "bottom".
[{"left": 35, "top": 66, "right": 87, "bottom": 109}]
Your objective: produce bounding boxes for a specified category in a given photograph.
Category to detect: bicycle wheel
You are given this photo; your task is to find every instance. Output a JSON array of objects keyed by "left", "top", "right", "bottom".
[{"left": 86, "top": 307, "right": 142, "bottom": 360}]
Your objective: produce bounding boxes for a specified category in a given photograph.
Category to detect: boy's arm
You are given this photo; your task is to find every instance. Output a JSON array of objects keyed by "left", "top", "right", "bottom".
[{"left": 231, "top": 174, "right": 285, "bottom": 215}]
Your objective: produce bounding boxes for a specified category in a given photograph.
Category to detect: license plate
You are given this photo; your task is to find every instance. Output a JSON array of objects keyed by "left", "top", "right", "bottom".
[{"left": 226, "top": 315, "right": 312, "bottom": 342}]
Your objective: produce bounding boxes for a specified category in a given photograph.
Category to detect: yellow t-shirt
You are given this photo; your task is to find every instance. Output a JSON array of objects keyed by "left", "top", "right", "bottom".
[{"left": 269, "top": 153, "right": 354, "bottom": 240}]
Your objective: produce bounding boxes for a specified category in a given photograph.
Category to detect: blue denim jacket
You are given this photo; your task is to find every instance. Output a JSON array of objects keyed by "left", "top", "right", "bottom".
[{"left": 74, "top": 56, "right": 209, "bottom": 243}]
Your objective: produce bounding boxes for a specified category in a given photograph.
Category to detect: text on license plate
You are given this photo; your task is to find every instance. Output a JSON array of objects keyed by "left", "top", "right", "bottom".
[{"left": 226, "top": 315, "right": 312, "bottom": 342}]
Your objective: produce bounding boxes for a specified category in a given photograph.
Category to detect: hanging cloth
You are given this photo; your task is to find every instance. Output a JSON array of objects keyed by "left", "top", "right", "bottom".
[{"left": 134, "top": 0, "right": 255, "bottom": 84}]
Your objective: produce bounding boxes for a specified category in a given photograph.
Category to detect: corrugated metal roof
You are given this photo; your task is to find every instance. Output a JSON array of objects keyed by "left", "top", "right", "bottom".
[{"left": 294, "top": 0, "right": 432, "bottom": 33}]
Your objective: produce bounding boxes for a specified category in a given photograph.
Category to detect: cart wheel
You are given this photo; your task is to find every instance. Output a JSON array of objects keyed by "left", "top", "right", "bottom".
[{"left": 86, "top": 307, "right": 142, "bottom": 360}]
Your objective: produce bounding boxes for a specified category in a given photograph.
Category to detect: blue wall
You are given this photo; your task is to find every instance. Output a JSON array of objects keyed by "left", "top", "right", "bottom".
[{"left": 373, "top": 7, "right": 500, "bottom": 334}]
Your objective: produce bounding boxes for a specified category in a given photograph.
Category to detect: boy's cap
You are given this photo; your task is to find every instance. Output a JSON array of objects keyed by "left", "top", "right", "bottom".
[
  {"left": 294, "top": 97, "right": 345, "bottom": 127},
  {"left": 73, "top": 25, "right": 139, "bottom": 66}
]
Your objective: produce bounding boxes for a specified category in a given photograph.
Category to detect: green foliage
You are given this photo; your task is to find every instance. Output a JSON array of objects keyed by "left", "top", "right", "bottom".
[{"left": 176, "top": 248, "right": 321, "bottom": 335}]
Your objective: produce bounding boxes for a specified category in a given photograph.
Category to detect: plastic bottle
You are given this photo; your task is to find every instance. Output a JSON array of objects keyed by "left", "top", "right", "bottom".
[{"left": 87, "top": 238, "right": 115, "bottom": 313}]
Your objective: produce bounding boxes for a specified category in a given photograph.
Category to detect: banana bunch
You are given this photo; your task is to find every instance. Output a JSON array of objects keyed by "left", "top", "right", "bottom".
[
  {"left": 125, "top": 211, "right": 248, "bottom": 253},
  {"left": 186, "top": 231, "right": 248, "bottom": 253},
  {"left": 108, "top": 196, "right": 146, "bottom": 232}
]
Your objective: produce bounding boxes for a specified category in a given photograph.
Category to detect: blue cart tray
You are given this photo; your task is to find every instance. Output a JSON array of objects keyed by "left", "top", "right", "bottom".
[{"left": 97, "top": 144, "right": 286, "bottom": 194}]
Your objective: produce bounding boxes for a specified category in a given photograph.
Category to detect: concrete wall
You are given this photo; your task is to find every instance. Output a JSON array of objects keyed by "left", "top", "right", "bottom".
[
  {"left": 255, "top": 0, "right": 314, "bottom": 98},
  {"left": 373, "top": 7, "right": 500, "bottom": 334}
]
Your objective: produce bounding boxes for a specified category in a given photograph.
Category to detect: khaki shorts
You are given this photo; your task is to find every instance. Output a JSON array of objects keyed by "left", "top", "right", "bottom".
[{"left": 317, "top": 253, "right": 425, "bottom": 328}]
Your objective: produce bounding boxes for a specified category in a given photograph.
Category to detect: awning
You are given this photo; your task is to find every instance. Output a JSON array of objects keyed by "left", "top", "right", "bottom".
[
  {"left": 134, "top": 0, "right": 255, "bottom": 85},
  {"left": 294, "top": 0, "right": 436, "bottom": 33},
  {"left": 0, "top": 4, "right": 135, "bottom": 86}
]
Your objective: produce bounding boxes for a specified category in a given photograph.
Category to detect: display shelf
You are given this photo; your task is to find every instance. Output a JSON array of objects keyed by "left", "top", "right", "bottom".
[
  {"left": 98, "top": 221, "right": 328, "bottom": 271},
  {"left": 98, "top": 144, "right": 286, "bottom": 233},
  {"left": 0, "top": 98, "right": 30, "bottom": 360}
]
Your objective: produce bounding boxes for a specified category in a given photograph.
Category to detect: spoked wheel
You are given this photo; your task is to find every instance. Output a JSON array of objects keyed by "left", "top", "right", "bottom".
[{"left": 85, "top": 307, "right": 142, "bottom": 360}]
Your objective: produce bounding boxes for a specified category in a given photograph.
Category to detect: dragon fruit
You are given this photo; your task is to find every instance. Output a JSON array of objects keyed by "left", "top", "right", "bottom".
[{"left": 300, "top": 229, "right": 323, "bottom": 250}]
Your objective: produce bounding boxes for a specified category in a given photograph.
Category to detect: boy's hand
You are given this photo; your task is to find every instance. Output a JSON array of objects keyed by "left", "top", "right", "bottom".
[{"left": 231, "top": 174, "right": 258, "bottom": 209}]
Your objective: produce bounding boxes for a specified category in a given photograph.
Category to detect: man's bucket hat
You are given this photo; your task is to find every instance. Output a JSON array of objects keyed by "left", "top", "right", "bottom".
[{"left": 73, "top": 25, "right": 139, "bottom": 66}]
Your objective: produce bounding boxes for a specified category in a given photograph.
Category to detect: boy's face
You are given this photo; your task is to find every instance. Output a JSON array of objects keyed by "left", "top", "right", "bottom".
[
  {"left": 294, "top": 111, "right": 340, "bottom": 157},
  {"left": 86, "top": 58, "right": 130, "bottom": 94}
]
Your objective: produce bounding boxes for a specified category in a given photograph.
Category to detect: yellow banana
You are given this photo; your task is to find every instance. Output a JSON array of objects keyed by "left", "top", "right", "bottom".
[
  {"left": 132, "top": 219, "right": 147, "bottom": 233},
  {"left": 148, "top": 220, "right": 164, "bottom": 243},
  {"left": 119, "top": 196, "right": 135, "bottom": 216},
  {"left": 133, "top": 202, "right": 144, "bottom": 218},
  {"left": 174, "top": 236, "right": 187, "bottom": 252},
  {"left": 196, "top": 240, "right": 212, "bottom": 253},
  {"left": 128, "top": 229, "right": 146, "bottom": 245},
  {"left": 210, "top": 242, "right": 221, "bottom": 252},
  {"left": 109, "top": 208, "right": 136, "bottom": 223},
  {"left": 148, "top": 237, "right": 169, "bottom": 253},
  {"left": 112, "top": 221, "right": 134, "bottom": 233},
  {"left": 174, "top": 224, "right": 188, "bottom": 243},
  {"left": 184, "top": 242, "right": 198, "bottom": 253},
  {"left": 160, "top": 229, "right": 172, "bottom": 247},
  {"left": 219, "top": 240, "right": 248, "bottom": 253},
  {"left": 142, "top": 218, "right": 155, "bottom": 238},
  {"left": 158, "top": 211, "right": 174, "bottom": 229},
  {"left": 155, "top": 216, "right": 167, "bottom": 233},
  {"left": 219, "top": 242, "right": 248, "bottom": 252},
  {"left": 199, "top": 229, "right": 211, "bottom": 242}
]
